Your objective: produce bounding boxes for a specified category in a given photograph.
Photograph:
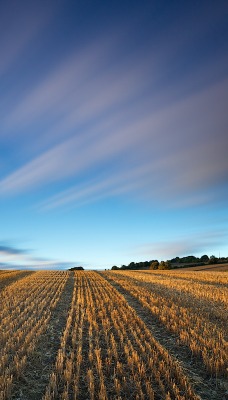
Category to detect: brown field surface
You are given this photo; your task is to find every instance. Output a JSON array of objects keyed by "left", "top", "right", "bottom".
[
  {"left": 0, "top": 270, "right": 227, "bottom": 400},
  {"left": 0, "top": 270, "right": 34, "bottom": 290},
  {"left": 174, "top": 263, "right": 228, "bottom": 272}
]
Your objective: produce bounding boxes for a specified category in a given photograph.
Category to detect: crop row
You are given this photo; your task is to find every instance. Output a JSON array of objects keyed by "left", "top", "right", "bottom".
[
  {"left": 0, "top": 271, "right": 32, "bottom": 290},
  {"left": 0, "top": 271, "right": 69, "bottom": 400},
  {"left": 143, "top": 270, "right": 228, "bottom": 285},
  {"left": 128, "top": 270, "right": 228, "bottom": 305},
  {"left": 105, "top": 271, "right": 227, "bottom": 378},
  {"left": 44, "top": 271, "right": 199, "bottom": 400},
  {"left": 113, "top": 271, "right": 227, "bottom": 331}
]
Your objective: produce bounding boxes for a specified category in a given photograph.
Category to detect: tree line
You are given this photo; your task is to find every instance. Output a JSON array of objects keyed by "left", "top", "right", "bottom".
[{"left": 111, "top": 254, "right": 228, "bottom": 271}]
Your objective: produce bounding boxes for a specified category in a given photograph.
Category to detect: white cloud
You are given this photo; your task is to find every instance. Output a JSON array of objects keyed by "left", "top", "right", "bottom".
[
  {"left": 0, "top": 2, "right": 52, "bottom": 77},
  {"left": 1, "top": 76, "right": 227, "bottom": 211},
  {"left": 133, "top": 230, "right": 228, "bottom": 260},
  {"left": 0, "top": 242, "right": 80, "bottom": 270},
  {"left": 0, "top": 11, "right": 227, "bottom": 210}
]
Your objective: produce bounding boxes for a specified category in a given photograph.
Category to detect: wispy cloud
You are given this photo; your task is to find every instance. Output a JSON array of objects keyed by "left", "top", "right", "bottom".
[
  {"left": 0, "top": 1, "right": 53, "bottom": 77},
  {"left": 0, "top": 244, "right": 28, "bottom": 256},
  {"left": 134, "top": 230, "right": 228, "bottom": 260},
  {"left": 2, "top": 75, "right": 226, "bottom": 210},
  {"left": 0, "top": 241, "right": 78, "bottom": 269},
  {"left": 0, "top": 242, "right": 34, "bottom": 266},
  {"left": 0, "top": 262, "right": 80, "bottom": 271},
  {"left": 0, "top": 5, "right": 227, "bottom": 211}
]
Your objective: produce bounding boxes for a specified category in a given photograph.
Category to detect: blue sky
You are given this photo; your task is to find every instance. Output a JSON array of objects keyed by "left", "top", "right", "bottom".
[{"left": 0, "top": 0, "right": 228, "bottom": 269}]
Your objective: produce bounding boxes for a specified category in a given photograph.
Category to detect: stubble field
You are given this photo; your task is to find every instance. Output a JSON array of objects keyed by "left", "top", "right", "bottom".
[{"left": 0, "top": 269, "right": 227, "bottom": 400}]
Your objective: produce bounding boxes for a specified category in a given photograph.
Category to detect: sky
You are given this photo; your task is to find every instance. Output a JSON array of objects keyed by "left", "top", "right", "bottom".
[{"left": 0, "top": 0, "right": 228, "bottom": 270}]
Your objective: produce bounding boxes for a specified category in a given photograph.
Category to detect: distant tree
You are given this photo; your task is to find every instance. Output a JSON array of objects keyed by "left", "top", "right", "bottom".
[
  {"left": 150, "top": 261, "right": 159, "bottom": 270},
  {"left": 111, "top": 265, "right": 119, "bottom": 270},
  {"left": 144, "top": 261, "right": 148, "bottom": 268},
  {"left": 209, "top": 255, "right": 218, "bottom": 264},
  {"left": 181, "top": 255, "right": 199, "bottom": 263},
  {"left": 170, "top": 257, "right": 180, "bottom": 263},
  {"left": 158, "top": 261, "right": 171, "bottom": 270},
  {"left": 158, "top": 261, "right": 166, "bottom": 270},
  {"left": 69, "top": 266, "right": 84, "bottom": 271},
  {"left": 200, "top": 255, "right": 209, "bottom": 263}
]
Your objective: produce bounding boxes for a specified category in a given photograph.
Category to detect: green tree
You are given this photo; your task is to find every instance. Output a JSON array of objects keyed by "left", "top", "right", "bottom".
[
  {"left": 158, "top": 261, "right": 171, "bottom": 270},
  {"left": 200, "top": 254, "right": 209, "bottom": 263},
  {"left": 69, "top": 266, "right": 84, "bottom": 271},
  {"left": 209, "top": 255, "right": 218, "bottom": 264},
  {"left": 150, "top": 261, "right": 159, "bottom": 270},
  {"left": 128, "top": 262, "right": 136, "bottom": 269}
]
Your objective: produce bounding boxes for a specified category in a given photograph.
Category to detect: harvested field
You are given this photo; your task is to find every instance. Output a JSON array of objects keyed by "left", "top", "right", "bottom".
[
  {"left": 0, "top": 271, "right": 34, "bottom": 290},
  {"left": 0, "top": 270, "right": 227, "bottom": 400},
  {"left": 174, "top": 263, "right": 228, "bottom": 272}
]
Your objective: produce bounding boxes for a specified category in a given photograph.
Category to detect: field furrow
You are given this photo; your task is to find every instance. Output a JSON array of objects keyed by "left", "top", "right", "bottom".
[
  {"left": 1, "top": 269, "right": 227, "bottom": 400},
  {"left": 11, "top": 273, "right": 75, "bottom": 400},
  {"left": 120, "top": 270, "right": 228, "bottom": 305},
  {"left": 0, "top": 271, "right": 69, "bottom": 400},
  {"left": 44, "top": 271, "right": 199, "bottom": 400},
  {"left": 102, "top": 271, "right": 227, "bottom": 382},
  {"left": 141, "top": 270, "right": 228, "bottom": 285},
  {"left": 0, "top": 271, "right": 34, "bottom": 291},
  {"left": 106, "top": 272, "right": 227, "bottom": 331},
  {"left": 101, "top": 272, "right": 227, "bottom": 400}
]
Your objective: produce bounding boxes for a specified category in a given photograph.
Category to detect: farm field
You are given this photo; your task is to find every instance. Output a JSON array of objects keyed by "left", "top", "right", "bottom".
[
  {"left": 0, "top": 271, "right": 34, "bottom": 291},
  {"left": 0, "top": 270, "right": 227, "bottom": 400},
  {"left": 172, "top": 263, "right": 228, "bottom": 272}
]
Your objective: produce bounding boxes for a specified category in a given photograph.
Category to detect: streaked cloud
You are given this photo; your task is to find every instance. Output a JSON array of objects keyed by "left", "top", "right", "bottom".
[
  {"left": 0, "top": 241, "right": 77, "bottom": 269},
  {"left": 134, "top": 230, "right": 228, "bottom": 260},
  {"left": 0, "top": 1, "right": 227, "bottom": 212},
  {"left": 0, "top": 1, "right": 53, "bottom": 77},
  {"left": 0, "top": 244, "right": 28, "bottom": 256},
  {"left": 0, "top": 242, "right": 34, "bottom": 265},
  {"left": 0, "top": 262, "right": 79, "bottom": 271},
  {"left": 1, "top": 75, "right": 227, "bottom": 209}
]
